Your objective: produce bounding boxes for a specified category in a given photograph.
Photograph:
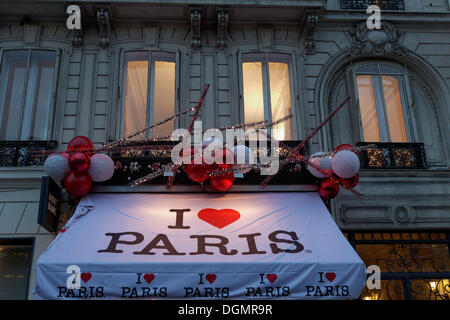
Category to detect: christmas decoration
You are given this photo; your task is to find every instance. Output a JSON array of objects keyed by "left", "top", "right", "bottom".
[
  {"left": 87, "top": 153, "right": 115, "bottom": 182},
  {"left": 209, "top": 167, "right": 234, "bottom": 192},
  {"left": 44, "top": 153, "right": 70, "bottom": 182},
  {"left": 307, "top": 152, "right": 332, "bottom": 178},
  {"left": 331, "top": 150, "right": 360, "bottom": 179},
  {"left": 318, "top": 178, "right": 340, "bottom": 200},
  {"left": 68, "top": 152, "right": 89, "bottom": 173},
  {"left": 185, "top": 162, "right": 212, "bottom": 183},
  {"left": 232, "top": 145, "right": 255, "bottom": 174},
  {"left": 339, "top": 174, "right": 359, "bottom": 190},
  {"left": 64, "top": 171, "right": 92, "bottom": 197},
  {"left": 67, "top": 136, "right": 94, "bottom": 156}
]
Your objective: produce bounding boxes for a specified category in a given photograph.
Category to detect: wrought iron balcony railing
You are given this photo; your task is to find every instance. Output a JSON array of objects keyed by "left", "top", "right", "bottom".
[
  {"left": 341, "top": 0, "right": 405, "bottom": 10},
  {"left": 357, "top": 142, "right": 427, "bottom": 170},
  {"left": 100, "top": 140, "right": 316, "bottom": 186},
  {"left": 0, "top": 141, "right": 57, "bottom": 167}
]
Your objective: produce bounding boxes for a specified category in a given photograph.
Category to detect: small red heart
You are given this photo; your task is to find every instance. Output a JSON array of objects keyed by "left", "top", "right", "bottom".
[
  {"left": 206, "top": 274, "right": 217, "bottom": 284},
  {"left": 144, "top": 273, "right": 155, "bottom": 284},
  {"left": 198, "top": 209, "right": 240, "bottom": 229},
  {"left": 81, "top": 273, "right": 92, "bottom": 283},
  {"left": 325, "top": 272, "right": 336, "bottom": 283},
  {"left": 266, "top": 274, "right": 277, "bottom": 284}
]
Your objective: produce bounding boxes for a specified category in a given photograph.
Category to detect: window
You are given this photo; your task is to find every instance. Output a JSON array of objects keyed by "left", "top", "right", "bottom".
[
  {"left": 345, "top": 232, "right": 450, "bottom": 300},
  {"left": 122, "top": 51, "right": 176, "bottom": 139},
  {"left": 354, "top": 64, "right": 414, "bottom": 142},
  {"left": 0, "top": 50, "right": 57, "bottom": 141},
  {"left": 241, "top": 53, "right": 294, "bottom": 141},
  {"left": 0, "top": 241, "right": 33, "bottom": 300}
]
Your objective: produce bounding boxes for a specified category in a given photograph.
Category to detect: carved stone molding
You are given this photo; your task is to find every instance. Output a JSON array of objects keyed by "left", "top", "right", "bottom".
[
  {"left": 388, "top": 206, "right": 417, "bottom": 224},
  {"left": 190, "top": 9, "right": 201, "bottom": 49},
  {"left": 349, "top": 21, "right": 408, "bottom": 57},
  {"left": 217, "top": 10, "right": 229, "bottom": 50},
  {"left": 97, "top": 8, "right": 111, "bottom": 49},
  {"left": 302, "top": 10, "right": 319, "bottom": 54}
]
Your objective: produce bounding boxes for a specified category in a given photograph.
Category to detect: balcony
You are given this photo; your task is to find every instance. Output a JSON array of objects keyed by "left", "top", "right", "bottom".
[
  {"left": 0, "top": 141, "right": 57, "bottom": 167},
  {"left": 357, "top": 142, "right": 427, "bottom": 170}
]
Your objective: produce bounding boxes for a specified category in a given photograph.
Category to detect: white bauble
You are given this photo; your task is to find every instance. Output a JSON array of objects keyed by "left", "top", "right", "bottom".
[
  {"left": 331, "top": 150, "right": 360, "bottom": 179},
  {"left": 44, "top": 153, "right": 70, "bottom": 182},
  {"left": 232, "top": 145, "right": 255, "bottom": 174},
  {"left": 87, "top": 154, "right": 115, "bottom": 182},
  {"left": 202, "top": 137, "right": 223, "bottom": 150},
  {"left": 307, "top": 152, "right": 332, "bottom": 178}
]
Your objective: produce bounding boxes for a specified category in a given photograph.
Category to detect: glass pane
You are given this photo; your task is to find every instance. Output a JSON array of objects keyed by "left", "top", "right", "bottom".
[
  {"left": 356, "top": 243, "right": 450, "bottom": 273},
  {"left": 357, "top": 75, "right": 381, "bottom": 142},
  {"left": 21, "top": 51, "right": 56, "bottom": 140},
  {"left": 0, "top": 244, "right": 32, "bottom": 300},
  {"left": 243, "top": 62, "right": 265, "bottom": 126},
  {"left": 152, "top": 61, "right": 175, "bottom": 138},
  {"left": 123, "top": 52, "right": 148, "bottom": 139},
  {"left": 0, "top": 50, "right": 28, "bottom": 140},
  {"left": 269, "top": 62, "right": 293, "bottom": 140},
  {"left": 411, "top": 279, "right": 450, "bottom": 300},
  {"left": 382, "top": 76, "right": 408, "bottom": 142},
  {"left": 361, "top": 280, "right": 405, "bottom": 300}
]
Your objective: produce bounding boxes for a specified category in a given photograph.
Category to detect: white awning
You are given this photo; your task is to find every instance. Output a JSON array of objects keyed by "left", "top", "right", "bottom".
[{"left": 36, "top": 192, "right": 366, "bottom": 300}]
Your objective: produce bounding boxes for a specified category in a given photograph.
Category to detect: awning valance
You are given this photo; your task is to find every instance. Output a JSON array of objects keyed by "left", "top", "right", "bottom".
[{"left": 36, "top": 192, "right": 366, "bottom": 299}]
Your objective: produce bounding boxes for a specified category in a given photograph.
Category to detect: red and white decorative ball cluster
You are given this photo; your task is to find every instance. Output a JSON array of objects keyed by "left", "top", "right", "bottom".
[
  {"left": 307, "top": 144, "right": 361, "bottom": 200},
  {"left": 183, "top": 138, "right": 255, "bottom": 192},
  {"left": 44, "top": 136, "right": 115, "bottom": 197}
]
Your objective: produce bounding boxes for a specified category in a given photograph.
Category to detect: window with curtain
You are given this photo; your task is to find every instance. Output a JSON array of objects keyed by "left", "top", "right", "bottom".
[
  {"left": 0, "top": 50, "right": 57, "bottom": 141},
  {"left": 242, "top": 53, "right": 294, "bottom": 141},
  {"left": 355, "top": 64, "right": 413, "bottom": 142},
  {"left": 122, "top": 51, "right": 176, "bottom": 139}
]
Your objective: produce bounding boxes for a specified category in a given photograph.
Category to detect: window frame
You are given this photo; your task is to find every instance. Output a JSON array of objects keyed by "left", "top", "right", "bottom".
[
  {"left": 119, "top": 50, "right": 180, "bottom": 139},
  {"left": 0, "top": 237, "right": 35, "bottom": 300},
  {"left": 238, "top": 52, "right": 298, "bottom": 140},
  {"left": 349, "top": 61, "right": 417, "bottom": 143},
  {"left": 0, "top": 48, "right": 60, "bottom": 141}
]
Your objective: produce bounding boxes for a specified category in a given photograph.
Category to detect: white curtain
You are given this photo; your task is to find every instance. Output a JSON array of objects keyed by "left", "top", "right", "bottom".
[
  {"left": 124, "top": 60, "right": 148, "bottom": 139},
  {"left": 269, "top": 62, "right": 293, "bottom": 140}
]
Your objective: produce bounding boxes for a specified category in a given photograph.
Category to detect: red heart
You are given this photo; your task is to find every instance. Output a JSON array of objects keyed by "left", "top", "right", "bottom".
[
  {"left": 266, "top": 274, "right": 277, "bottom": 284},
  {"left": 144, "top": 273, "right": 155, "bottom": 284},
  {"left": 326, "top": 272, "right": 336, "bottom": 283},
  {"left": 81, "top": 273, "right": 92, "bottom": 283},
  {"left": 206, "top": 274, "right": 217, "bottom": 284},
  {"left": 198, "top": 209, "right": 240, "bottom": 229}
]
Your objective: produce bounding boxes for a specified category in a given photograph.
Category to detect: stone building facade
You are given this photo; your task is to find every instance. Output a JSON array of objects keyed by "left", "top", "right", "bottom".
[{"left": 0, "top": 0, "right": 449, "bottom": 300}]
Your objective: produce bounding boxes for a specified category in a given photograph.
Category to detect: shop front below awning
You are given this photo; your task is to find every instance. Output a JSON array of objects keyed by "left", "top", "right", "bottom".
[{"left": 35, "top": 192, "right": 366, "bottom": 300}]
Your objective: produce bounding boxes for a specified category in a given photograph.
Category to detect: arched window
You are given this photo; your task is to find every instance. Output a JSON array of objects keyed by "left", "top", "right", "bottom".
[{"left": 353, "top": 63, "right": 414, "bottom": 142}]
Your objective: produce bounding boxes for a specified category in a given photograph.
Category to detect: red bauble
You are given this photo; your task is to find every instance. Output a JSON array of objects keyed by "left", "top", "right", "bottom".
[
  {"left": 209, "top": 169, "right": 234, "bottom": 192},
  {"left": 185, "top": 163, "right": 212, "bottom": 183},
  {"left": 67, "top": 136, "right": 94, "bottom": 156},
  {"left": 64, "top": 171, "right": 92, "bottom": 197},
  {"left": 69, "top": 152, "right": 90, "bottom": 173},
  {"left": 318, "top": 178, "right": 340, "bottom": 200},
  {"left": 334, "top": 144, "right": 358, "bottom": 155},
  {"left": 214, "top": 148, "right": 234, "bottom": 168},
  {"left": 339, "top": 174, "right": 359, "bottom": 190}
]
